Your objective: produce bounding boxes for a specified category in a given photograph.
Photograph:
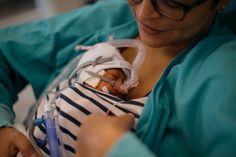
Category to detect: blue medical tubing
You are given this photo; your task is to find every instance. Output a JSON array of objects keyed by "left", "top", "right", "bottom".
[
  {"left": 44, "top": 111, "right": 61, "bottom": 157},
  {"left": 33, "top": 118, "right": 46, "bottom": 147},
  {"left": 34, "top": 113, "right": 61, "bottom": 157}
]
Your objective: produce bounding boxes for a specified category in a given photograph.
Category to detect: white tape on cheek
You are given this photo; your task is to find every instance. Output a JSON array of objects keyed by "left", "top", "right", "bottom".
[
  {"left": 101, "top": 86, "right": 110, "bottom": 94},
  {"left": 84, "top": 70, "right": 106, "bottom": 88}
]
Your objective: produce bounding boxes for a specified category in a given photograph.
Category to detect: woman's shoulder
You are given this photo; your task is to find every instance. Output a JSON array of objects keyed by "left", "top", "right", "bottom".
[
  {"left": 183, "top": 20, "right": 236, "bottom": 77},
  {"left": 199, "top": 39, "right": 236, "bottom": 81},
  {"left": 171, "top": 27, "right": 236, "bottom": 94},
  {"left": 195, "top": 30, "right": 236, "bottom": 77},
  {"left": 184, "top": 37, "right": 236, "bottom": 83}
]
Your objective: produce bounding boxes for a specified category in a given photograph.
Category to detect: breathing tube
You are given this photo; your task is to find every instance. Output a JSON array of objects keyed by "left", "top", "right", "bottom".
[
  {"left": 28, "top": 95, "right": 67, "bottom": 157},
  {"left": 107, "top": 39, "right": 146, "bottom": 94}
]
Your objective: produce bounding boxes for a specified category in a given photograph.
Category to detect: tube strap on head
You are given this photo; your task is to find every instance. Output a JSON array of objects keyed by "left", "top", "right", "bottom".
[
  {"left": 76, "top": 56, "right": 113, "bottom": 71},
  {"left": 85, "top": 70, "right": 115, "bottom": 86}
]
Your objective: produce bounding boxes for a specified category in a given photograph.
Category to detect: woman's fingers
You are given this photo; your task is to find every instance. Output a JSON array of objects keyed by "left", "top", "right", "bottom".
[
  {"left": 76, "top": 113, "right": 135, "bottom": 157},
  {"left": 113, "top": 113, "right": 135, "bottom": 129},
  {"left": 0, "top": 127, "right": 38, "bottom": 157},
  {"left": 13, "top": 131, "right": 38, "bottom": 157},
  {"left": 9, "top": 145, "right": 19, "bottom": 157}
]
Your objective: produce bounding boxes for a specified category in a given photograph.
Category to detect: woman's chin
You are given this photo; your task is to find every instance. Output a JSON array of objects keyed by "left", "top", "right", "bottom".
[
  {"left": 140, "top": 35, "right": 167, "bottom": 48},
  {"left": 138, "top": 30, "right": 169, "bottom": 48}
]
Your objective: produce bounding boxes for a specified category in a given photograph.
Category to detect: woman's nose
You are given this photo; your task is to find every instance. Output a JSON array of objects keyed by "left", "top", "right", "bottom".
[{"left": 135, "top": 0, "right": 161, "bottom": 20}]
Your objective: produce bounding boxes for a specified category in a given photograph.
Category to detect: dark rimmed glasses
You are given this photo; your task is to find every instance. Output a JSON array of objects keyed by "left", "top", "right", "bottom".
[{"left": 128, "top": 0, "right": 205, "bottom": 21}]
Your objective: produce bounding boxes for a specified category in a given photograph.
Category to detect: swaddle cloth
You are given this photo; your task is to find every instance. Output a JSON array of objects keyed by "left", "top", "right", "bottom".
[{"left": 30, "top": 79, "right": 146, "bottom": 157}]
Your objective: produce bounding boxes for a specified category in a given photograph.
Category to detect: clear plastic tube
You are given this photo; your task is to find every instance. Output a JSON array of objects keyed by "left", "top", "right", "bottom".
[
  {"left": 54, "top": 108, "right": 67, "bottom": 157},
  {"left": 27, "top": 56, "right": 81, "bottom": 157},
  {"left": 44, "top": 101, "right": 61, "bottom": 157},
  {"left": 108, "top": 39, "right": 146, "bottom": 93}
]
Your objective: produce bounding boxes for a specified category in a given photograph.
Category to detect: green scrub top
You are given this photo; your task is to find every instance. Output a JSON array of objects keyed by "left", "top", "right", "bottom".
[{"left": 0, "top": 0, "right": 236, "bottom": 157}]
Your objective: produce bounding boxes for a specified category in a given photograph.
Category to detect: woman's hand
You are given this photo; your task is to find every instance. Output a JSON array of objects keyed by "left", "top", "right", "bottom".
[
  {"left": 0, "top": 127, "right": 38, "bottom": 157},
  {"left": 76, "top": 113, "right": 134, "bottom": 157}
]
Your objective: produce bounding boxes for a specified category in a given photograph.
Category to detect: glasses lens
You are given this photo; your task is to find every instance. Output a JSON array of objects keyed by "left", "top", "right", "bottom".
[{"left": 154, "top": 0, "right": 185, "bottom": 20}]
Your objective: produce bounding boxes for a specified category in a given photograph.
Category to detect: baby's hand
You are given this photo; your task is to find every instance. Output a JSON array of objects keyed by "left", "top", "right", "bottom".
[{"left": 0, "top": 127, "right": 38, "bottom": 157}]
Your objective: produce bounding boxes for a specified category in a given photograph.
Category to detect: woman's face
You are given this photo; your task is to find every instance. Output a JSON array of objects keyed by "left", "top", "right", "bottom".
[{"left": 128, "top": 0, "right": 221, "bottom": 48}]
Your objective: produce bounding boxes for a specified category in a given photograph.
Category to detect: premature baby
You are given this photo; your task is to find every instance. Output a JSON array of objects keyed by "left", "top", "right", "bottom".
[
  {"left": 30, "top": 42, "right": 146, "bottom": 157},
  {"left": 76, "top": 42, "right": 137, "bottom": 97}
]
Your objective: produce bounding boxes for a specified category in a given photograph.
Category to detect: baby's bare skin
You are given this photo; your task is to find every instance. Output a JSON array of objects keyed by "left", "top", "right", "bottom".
[{"left": 93, "top": 68, "right": 126, "bottom": 97}]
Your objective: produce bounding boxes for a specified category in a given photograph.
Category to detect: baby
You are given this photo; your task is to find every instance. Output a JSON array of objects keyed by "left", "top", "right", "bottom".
[
  {"left": 30, "top": 42, "right": 145, "bottom": 157},
  {"left": 76, "top": 42, "right": 136, "bottom": 97}
]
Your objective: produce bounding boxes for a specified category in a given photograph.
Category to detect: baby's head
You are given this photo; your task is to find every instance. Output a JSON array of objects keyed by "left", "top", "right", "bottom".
[{"left": 76, "top": 43, "right": 134, "bottom": 97}]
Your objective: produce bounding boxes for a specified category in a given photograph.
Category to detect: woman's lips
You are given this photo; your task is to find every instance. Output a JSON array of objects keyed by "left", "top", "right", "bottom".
[{"left": 139, "top": 21, "right": 164, "bottom": 35}]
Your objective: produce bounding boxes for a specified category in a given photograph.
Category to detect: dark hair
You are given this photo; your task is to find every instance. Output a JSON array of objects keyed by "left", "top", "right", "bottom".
[{"left": 212, "top": 0, "right": 220, "bottom": 7}]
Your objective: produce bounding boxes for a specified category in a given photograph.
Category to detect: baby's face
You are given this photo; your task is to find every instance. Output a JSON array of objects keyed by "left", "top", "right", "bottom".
[{"left": 96, "top": 68, "right": 126, "bottom": 96}]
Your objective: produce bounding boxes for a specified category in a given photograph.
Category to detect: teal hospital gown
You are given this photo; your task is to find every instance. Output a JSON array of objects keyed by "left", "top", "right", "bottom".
[{"left": 1, "top": 0, "right": 236, "bottom": 157}]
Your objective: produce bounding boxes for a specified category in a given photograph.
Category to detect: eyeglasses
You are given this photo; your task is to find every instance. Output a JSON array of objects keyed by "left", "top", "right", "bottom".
[{"left": 128, "top": 0, "right": 205, "bottom": 21}]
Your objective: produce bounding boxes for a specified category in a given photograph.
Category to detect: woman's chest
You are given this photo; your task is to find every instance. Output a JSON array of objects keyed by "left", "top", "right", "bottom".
[{"left": 121, "top": 47, "right": 174, "bottom": 99}]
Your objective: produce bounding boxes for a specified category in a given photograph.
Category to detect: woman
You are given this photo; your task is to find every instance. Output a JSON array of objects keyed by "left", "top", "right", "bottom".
[
  {"left": 77, "top": 0, "right": 236, "bottom": 157},
  {"left": 0, "top": 0, "right": 235, "bottom": 157}
]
